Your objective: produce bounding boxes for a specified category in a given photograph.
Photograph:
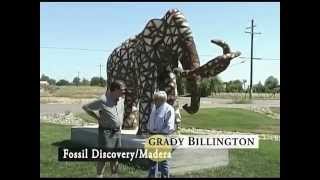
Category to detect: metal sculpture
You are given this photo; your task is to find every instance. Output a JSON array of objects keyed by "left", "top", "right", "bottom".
[{"left": 106, "top": 9, "right": 240, "bottom": 134}]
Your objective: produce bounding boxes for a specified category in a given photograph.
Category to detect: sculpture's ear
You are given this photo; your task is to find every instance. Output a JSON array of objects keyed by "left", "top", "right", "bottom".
[{"left": 141, "top": 19, "right": 165, "bottom": 46}]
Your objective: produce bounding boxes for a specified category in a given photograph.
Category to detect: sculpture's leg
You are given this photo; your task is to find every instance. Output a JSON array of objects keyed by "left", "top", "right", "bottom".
[
  {"left": 137, "top": 100, "right": 152, "bottom": 135},
  {"left": 164, "top": 72, "right": 177, "bottom": 106},
  {"left": 136, "top": 70, "right": 158, "bottom": 135},
  {"left": 122, "top": 88, "right": 139, "bottom": 129},
  {"left": 108, "top": 57, "right": 139, "bottom": 130},
  {"left": 164, "top": 72, "right": 181, "bottom": 130}
]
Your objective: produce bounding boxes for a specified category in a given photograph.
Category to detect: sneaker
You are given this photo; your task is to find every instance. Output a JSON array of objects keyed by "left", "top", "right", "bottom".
[{"left": 96, "top": 174, "right": 103, "bottom": 178}]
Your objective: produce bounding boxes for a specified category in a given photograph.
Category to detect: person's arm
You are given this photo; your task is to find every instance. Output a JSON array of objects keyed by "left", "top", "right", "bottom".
[
  {"left": 82, "top": 100, "right": 101, "bottom": 121},
  {"left": 160, "top": 108, "right": 175, "bottom": 134},
  {"left": 147, "top": 104, "right": 156, "bottom": 133}
]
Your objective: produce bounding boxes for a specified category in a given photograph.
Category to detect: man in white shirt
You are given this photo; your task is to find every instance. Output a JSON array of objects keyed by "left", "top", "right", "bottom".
[{"left": 147, "top": 91, "right": 175, "bottom": 178}]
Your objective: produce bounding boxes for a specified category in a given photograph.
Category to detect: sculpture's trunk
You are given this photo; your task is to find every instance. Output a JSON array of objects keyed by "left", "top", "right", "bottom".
[{"left": 180, "top": 37, "right": 201, "bottom": 114}]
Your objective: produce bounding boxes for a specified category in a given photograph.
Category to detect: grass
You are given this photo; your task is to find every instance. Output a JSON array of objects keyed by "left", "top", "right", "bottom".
[
  {"left": 41, "top": 86, "right": 106, "bottom": 98},
  {"left": 40, "top": 123, "right": 279, "bottom": 177},
  {"left": 181, "top": 108, "right": 279, "bottom": 134},
  {"left": 180, "top": 140, "right": 280, "bottom": 177},
  {"left": 75, "top": 108, "right": 279, "bottom": 134},
  {"left": 40, "top": 123, "right": 148, "bottom": 178}
]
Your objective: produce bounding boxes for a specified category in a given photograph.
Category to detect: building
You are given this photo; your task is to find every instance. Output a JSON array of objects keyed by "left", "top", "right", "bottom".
[{"left": 40, "top": 81, "right": 49, "bottom": 89}]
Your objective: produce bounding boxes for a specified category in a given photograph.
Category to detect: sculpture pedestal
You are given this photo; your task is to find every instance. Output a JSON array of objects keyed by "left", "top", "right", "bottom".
[{"left": 71, "top": 125, "right": 229, "bottom": 175}]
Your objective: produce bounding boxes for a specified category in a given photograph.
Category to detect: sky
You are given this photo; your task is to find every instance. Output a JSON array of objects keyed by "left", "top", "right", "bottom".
[{"left": 40, "top": 2, "right": 280, "bottom": 86}]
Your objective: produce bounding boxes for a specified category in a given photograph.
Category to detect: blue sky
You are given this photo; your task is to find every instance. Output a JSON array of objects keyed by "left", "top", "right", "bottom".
[{"left": 40, "top": 2, "right": 280, "bottom": 86}]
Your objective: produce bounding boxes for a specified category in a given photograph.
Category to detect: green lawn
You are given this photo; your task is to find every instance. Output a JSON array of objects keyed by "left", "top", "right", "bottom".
[
  {"left": 76, "top": 108, "right": 280, "bottom": 134},
  {"left": 181, "top": 108, "right": 279, "bottom": 134},
  {"left": 40, "top": 123, "right": 147, "bottom": 178},
  {"left": 40, "top": 123, "right": 279, "bottom": 178},
  {"left": 181, "top": 140, "right": 280, "bottom": 177}
]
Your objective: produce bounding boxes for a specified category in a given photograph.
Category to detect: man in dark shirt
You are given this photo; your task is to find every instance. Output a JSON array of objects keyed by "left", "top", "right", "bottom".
[{"left": 82, "top": 80, "right": 126, "bottom": 178}]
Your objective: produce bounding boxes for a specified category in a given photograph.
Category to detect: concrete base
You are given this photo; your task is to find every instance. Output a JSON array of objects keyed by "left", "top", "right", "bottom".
[
  {"left": 169, "top": 148, "right": 229, "bottom": 175},
  {"left": 71, "top": 125, "right": 229, "bottom": 175},
  {"left": 71, "top": 124, "right": 144, "bottom": 148}
]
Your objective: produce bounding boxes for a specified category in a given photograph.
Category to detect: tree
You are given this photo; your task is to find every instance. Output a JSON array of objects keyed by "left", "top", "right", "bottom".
[
  {"left": 56, "top": 79, "right": 70, "bottom": 86},
  {"left": 275, "top": 85, "right": 280, "bottom": 93},
  {"left": 222, "top": 82, "right": 228, "bottom": 92},
  {"left": 225, "top": 81, "right": 231, "bottom": 93},
  {"left": 40, "top": 74, "right": 56, "bottom": 85},
  {"left": 226, "top": 80, "right": 243, "bottom": 92},
  {"left": 233, "top": 80, "right": 243, "bottom": 92},
  {"left": 90, "top": 77, "right": 106, "bottom": 86},
  {"left": 253, "top": 81, "right": 265, "bottom": 93},
  {"left": 99, "top": 77, "right": 106, "bottom": 87},
  {"left": 200, "top": 79, "right": 210, "bottom": 97},
  {"left": 242, "top": 79, "right": 247, "bottom": 91},
  {"left": 40, "top": 74, "right": 50, "bottom": 82},
  {"left": 209, "top": 76, "right": 223, "bottom": 95},
  {"left": 72, "top": 77, "right": 81, "bottom": 86},
  {"left": 47, "top": 79, "right": 56, "bottom": 85},
  {"left": 81, "top": 78, "right": 90, "bottom": 86},
  {"left": 264, "top": 76, "right": 279, "bottom": 93}
]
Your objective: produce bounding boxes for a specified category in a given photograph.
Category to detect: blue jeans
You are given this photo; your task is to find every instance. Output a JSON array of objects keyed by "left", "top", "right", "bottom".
[{"left": 148, "top": 160, "right": 169, "bottom": 178}]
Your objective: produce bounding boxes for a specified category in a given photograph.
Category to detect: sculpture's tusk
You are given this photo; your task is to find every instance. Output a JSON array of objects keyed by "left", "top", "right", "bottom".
[{"left": 211, "top": 39, "right": 231, "bottom": 54}]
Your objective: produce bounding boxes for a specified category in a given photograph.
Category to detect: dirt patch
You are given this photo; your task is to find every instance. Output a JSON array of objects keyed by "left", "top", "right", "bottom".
[{"left": 246, "top": 106, "right": 279, "bottom": 119}]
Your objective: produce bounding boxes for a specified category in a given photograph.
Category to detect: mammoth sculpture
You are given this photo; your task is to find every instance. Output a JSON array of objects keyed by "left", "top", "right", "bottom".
[{"left": 106, "top": 9, "right": 241, "bottom": 135}]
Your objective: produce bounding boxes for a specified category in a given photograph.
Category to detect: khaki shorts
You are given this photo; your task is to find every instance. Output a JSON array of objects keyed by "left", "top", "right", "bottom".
[{"left": 98, "top": 128, "right": 121, "bottom": 150}]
